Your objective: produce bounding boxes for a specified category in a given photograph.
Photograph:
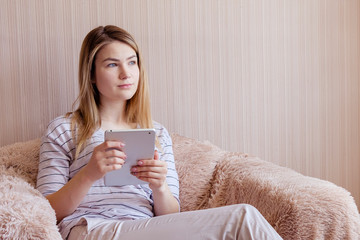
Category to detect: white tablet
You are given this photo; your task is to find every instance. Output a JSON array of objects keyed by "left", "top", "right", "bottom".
[{"left": 104, "top": 129, "right": 156, "bottom": 186}]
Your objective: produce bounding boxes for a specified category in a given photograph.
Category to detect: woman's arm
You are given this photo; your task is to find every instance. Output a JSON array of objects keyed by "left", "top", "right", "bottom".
[
  {"left": 131, "top": 151, "right": 180, "bottom": 215},
  {"left": 151, "top": 181, "right": 180, "bottom": 216},
  {"left": 44, "top": 141, "right": 127, "bottom": 222},
  {"left": 45, "top": 168, "right": 95, "bottom": 222}
]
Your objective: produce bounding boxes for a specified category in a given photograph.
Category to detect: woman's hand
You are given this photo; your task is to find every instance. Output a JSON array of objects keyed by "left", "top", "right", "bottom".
[
  {"left": 131, "top": 150, "right": 179, "bottom": 215},
  {"left": 130, "top": 150, "right": 168, "bottom": 191},
  {"left": 46, "top": 140, "right": 126, "bottom": 223},
  {"left": 82, "top": 141, "right": 127, "bottom": 183}
]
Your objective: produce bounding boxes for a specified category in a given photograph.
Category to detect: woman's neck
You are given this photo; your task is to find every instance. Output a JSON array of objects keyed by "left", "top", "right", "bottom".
[{"left": 99, "top": 101, "right": 135, "bottom": 130}]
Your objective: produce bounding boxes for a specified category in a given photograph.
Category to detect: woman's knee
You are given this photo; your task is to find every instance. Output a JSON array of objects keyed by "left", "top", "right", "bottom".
[
  {"left": 224, "top": 204, "right": 267, "bottom": 224},
  {"left": 238, "top": 204, "right": 261, "bottom": 214},
  {"left": 225, "top": 203, "right": 261, "bottom": 215}
]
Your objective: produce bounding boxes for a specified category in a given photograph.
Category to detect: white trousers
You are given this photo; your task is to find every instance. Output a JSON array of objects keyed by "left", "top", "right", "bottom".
[{"left": 68, "top": 204, "right": 282, "bottom": 240}]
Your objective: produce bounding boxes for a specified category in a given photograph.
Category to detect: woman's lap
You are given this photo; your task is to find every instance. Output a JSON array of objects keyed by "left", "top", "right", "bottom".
[{"left": 68, "top": 204, "right": 282, "bottom": 240}]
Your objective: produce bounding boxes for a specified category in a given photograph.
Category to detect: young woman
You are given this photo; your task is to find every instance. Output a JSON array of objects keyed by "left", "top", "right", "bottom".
[{"left": 36, "top": 25, "right": 282, "bottom": 240}]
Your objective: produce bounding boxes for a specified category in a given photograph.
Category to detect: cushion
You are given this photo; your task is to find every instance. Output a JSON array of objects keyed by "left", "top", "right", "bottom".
[{"left": 0, "top": 139, "right": 61, "bottom": 239}]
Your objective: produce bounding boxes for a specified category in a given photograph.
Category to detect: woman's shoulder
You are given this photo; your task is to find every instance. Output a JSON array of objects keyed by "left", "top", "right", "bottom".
[
  {"left": 153, "top": 121, "right": 167, "bottom": 133},
  {"left": 44, "top": 114, "right": 73, "bottom": 138},
  {"left": 46, "top": 114, "right": 72, "bottom": 129},
  {"left": 153, "top": 121, "right": 172, "bottom": 143}
]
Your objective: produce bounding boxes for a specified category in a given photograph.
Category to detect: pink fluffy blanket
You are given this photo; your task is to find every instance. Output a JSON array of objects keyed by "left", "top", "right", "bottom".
[{"left": 0, "top": 135, "right": 359, "bottom": 239}]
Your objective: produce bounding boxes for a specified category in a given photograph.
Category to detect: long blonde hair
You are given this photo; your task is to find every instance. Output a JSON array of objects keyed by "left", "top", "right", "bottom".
[{"left": 68, "top": 25, "right": 153, "bottom": 159}]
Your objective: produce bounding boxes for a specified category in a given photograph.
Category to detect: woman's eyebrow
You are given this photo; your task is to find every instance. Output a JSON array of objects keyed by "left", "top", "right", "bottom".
[
  {"left": 103, "top": 57, "right": 120, "bottom": 62},
  {"left": 127, "top": 55, "right": 137, "bottom": 60},
  {"left": 103, "top": 55, "right": 137, "bottom": 62}
]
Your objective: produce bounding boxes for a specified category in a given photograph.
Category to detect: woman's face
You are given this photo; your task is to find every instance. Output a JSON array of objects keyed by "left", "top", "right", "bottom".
[{"left": 94, "top": 41, "right": 140, "bottom": 106}]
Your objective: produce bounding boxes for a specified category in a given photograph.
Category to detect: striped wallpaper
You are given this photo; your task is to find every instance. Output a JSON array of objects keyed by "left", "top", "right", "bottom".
[{"left": 0, "top": 0, "right": 359, "bottom": 209}]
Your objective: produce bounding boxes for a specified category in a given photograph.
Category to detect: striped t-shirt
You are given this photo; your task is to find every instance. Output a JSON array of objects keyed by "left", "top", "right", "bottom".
[{"left": 36, "top": 116, "right": 180, "bottom": 239}]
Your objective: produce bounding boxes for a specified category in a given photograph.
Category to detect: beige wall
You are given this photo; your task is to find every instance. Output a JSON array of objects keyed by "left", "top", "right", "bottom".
[{"left": 1, "top": 0, "right": 359, "bottom": 209}]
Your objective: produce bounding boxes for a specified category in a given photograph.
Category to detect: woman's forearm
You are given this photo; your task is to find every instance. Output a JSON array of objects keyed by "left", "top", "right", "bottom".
[
  {"left": 46, "top": 141, "right": 126, "bottom": 222},
  {"left": 46, "top": 168, "right": 94, "bottom": 222},
  {"left": 152, "top": 183, "right": 180, "bottom": 216}
]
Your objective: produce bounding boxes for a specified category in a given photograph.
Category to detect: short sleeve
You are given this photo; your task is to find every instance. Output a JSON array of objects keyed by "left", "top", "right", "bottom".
[
  {"left": 36, "top": 117, "right": 73, "bottom": 196},
  {"left": 154, "top": 123, "right": 180, "bottom": 204}
]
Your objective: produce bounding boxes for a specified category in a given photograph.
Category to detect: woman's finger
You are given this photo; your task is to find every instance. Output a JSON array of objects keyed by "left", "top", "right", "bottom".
[
  {"left": 132, "top": 171, "right": 166, "bottom": 186},
  {"left": 131, "top": 165, "right": 166, "bottom": 175},
  {"left": 104, "top": 149, "right": 127, "bottom": 160},
  {"left": 105, "top": 157, "right": 125, "bottom": 165},
  {"left": 103, "top": 140, "right": 125, "bottom": 151},
  {"left": 154, "top": 150, "right": 159, "bottom": 160},
  {"left": 137, "top": 159, "right": 166, "bottom": 167}
]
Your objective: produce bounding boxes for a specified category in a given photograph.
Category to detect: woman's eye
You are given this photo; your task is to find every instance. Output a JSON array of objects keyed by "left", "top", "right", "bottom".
[
  {"left": 129, "top": 61, "right": 137, "bottom": 65},
  {"left": 107, "top": 63, "right": 117, "bottom": 67}
]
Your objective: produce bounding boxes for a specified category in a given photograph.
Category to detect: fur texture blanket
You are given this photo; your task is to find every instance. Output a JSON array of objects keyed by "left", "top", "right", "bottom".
[{"left": 0, "top": 134, "right": 359, "bottom": 239}]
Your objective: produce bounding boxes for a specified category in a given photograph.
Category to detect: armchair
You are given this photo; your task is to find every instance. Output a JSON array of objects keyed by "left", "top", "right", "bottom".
[{"left": 0, "top": 134, "right": 359, "bottom": 239}]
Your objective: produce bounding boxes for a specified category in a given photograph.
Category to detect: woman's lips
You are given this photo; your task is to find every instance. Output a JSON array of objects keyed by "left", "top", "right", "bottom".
[{"left": 118, "top": 83, "right": 133, "bottom": 89}]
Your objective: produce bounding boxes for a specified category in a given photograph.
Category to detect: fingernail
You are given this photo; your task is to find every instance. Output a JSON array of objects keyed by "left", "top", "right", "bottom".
[
  {"left": 131, "top": 167, "right": 137, "bottom": 172},
  {"left": 138, "top": 161, "right": 143, "bottom": 165}
]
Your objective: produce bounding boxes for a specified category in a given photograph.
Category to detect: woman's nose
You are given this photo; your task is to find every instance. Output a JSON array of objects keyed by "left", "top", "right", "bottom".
[{"left": 119, "top": 65, "right": 130, "bottom": 80}]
